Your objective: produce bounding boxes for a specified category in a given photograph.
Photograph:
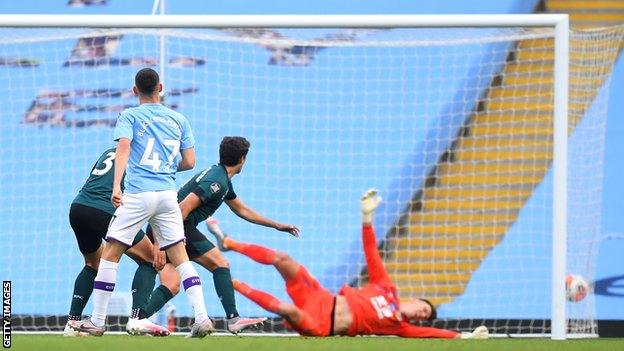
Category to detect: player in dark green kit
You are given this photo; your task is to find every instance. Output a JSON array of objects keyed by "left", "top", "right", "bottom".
[
  {"left": 143, "top": 136, "right": 300, "bottom": 334},
  {"left": 66, "top": 147, "right": 174, "bottom": 336}
]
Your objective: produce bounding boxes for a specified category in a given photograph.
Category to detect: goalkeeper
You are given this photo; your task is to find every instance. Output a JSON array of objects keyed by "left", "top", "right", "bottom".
[{"left": 221, "top": 189, "right": 488, "bottom": 338}]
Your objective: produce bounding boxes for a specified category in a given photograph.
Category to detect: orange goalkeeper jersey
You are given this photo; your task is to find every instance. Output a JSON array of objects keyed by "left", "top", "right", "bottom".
[
  {"left": 338, "top": 283, "right": 458, "bottom": 338},
  {"left": 338, "top": 224, "right": 459, "bottom": 338}
]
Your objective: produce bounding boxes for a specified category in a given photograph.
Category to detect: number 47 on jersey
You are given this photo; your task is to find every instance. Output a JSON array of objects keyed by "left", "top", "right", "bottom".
[{"left": 140, "top": 138, "right": 180, "bottom": 172}]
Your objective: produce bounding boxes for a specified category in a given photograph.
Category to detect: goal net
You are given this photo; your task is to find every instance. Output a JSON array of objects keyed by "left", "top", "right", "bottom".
[{"left": 1, "top": 18, "right": 622, "bottom": 337}]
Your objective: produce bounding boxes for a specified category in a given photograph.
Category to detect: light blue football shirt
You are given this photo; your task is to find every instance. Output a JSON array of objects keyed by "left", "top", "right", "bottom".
[{"left": 113, "top": 103, "right": 195, "bottom": 194}]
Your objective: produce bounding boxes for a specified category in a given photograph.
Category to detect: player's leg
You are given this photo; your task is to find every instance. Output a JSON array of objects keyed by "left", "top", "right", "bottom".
[
  {"left": 124, "top": 232, "right": 170, "bottom": 336},
  {"left": 82, "top": 247, "right": 104, "bottom": 269},
  {"left": 225, "top": 238, "right": 327, "bottom": 322},
  {"left": 191, "top": 243, "right": 267, "bottom": 333},
  {"left": 223, "top": 237, "right": 300, "bottom": 282},
  {"left": 232, "top": 279, "right": 321, "bottom": 336},
  {"left": 70, "top": 239, "right": 126, "bottom": 335},
  {"left": 193, "top": 248, "right": 238, "bottom": 318},
  {"left": 145, "top": 263, "right": 180, "bottom": 318},
  {"left": 68, "top": 249, "right": 102, "bottom": 321},
  {"left": 163, "top": 243, "right": 214, "bottom": 337},
  {"left": 66, "top": 204, "right": 108, "bottom": 336},
  {"left": 139, "top": 225, "right": 181, "bottom": 319},
  {"left": 71, "top": 193, "right": 153, "bottom": 335},
  {"left": 186, "top": 226, "right": 240, "bottom": 320},
  {"left": 150, "top": 190, "right": 212, "bottom": 338},
  {"left": 125, "top": 232, "right": 157, "bottom": 319}
]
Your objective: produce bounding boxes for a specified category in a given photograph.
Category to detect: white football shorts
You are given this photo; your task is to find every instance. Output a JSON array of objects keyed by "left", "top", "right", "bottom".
[{"left": 106, "top": 190, "right": 185, "bottom": 249}]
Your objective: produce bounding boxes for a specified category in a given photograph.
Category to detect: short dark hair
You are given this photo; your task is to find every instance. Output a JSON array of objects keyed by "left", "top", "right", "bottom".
[
  {"left": 420, "top": 298, "right": 437, "bottom": 322},
  {"left": 135, "top": 68, "right": 159, "bottom": 95},
  {"left": 219, "top": 136, "right": 250, "bottom": 166}
]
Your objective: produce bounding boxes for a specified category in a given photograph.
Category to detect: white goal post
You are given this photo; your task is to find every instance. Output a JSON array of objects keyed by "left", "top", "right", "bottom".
[{"left": 0, "top": 14, "right": 595, "bottom": 340}]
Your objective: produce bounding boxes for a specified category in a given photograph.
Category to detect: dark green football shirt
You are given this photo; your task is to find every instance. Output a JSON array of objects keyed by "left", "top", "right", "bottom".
[
  {"left": 178, "top": 164, "right": 237, "bottom": 227},
  {"left": 73, "top": 147, "right": 121, "bottom": 215}
]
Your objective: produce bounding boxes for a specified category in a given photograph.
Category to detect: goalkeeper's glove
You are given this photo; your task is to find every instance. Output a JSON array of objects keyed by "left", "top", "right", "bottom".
[
  {"left": 459, "top": 326, "right": 489, "bottom": 339},
  {"left": 361, "top": 188, "right": 382, "bottom": 224}
]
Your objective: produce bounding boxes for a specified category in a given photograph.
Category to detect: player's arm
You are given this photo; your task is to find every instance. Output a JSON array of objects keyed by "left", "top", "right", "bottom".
[
  {"left": 177, "top": 147, "right": 196, "bottom": 171},
  {"left": 111, "top": 111, "right": 134, "bottom": 207},
  {"left": 397, "top": 324, "right": 459, "bottom": 339},
  {"left": 360, "top": 188, "right": 392, "bottom": 285},
  {"left": 179, "top": 177, "right": 230, "bottom": 220},
  {"left": 178, "top": 177, "right": 226, "bottom": 220},
  {"left": 146, "top": 226, "right": 166, "bottom": 270},
  {"left": 225, "top": 197, "right": 300, "bottom": 237},
  {"left": 178, "top": 192, "right": 202, "bottom": 220},
  {"left": 177, "top": 117, "right": 196, "bottom": 171},
  {"left": 111, "top": 138, "right": 130, "bottom": 207}
]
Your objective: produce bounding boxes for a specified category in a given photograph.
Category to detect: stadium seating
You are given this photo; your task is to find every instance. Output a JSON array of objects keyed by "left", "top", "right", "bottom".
[{"left": 546, "top": 0, "right": 624, "bottom": 28}]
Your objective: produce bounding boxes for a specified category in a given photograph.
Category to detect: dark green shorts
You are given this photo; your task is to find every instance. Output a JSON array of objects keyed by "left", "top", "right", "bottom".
[
  {"left": 69, "top": 202, "right": 145, "bottom": 254},
  {"left": 146, "top": 222, "right": 216, "bottom": 260},
  {"left": 183, "top": 221, "right": 216, "bottom": 259}
]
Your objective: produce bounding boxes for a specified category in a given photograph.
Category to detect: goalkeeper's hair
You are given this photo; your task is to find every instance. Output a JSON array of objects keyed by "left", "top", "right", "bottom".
[
  {"left": 420, "top": 298, "right": 437, "bottom": 322},
  {"left": 220, "top": 136, "right": 251, "bottom": 166},
  {"left": 135, "top": 68, "right": 159, "bottom": 96}
]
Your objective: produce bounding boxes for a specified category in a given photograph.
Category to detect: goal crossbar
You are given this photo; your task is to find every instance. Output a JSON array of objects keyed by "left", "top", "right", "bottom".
[{"left": 0, "top": 14, "right": 568, "bottom": 28}]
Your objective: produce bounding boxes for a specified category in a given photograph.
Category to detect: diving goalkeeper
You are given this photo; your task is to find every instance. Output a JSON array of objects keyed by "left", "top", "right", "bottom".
[{"left": 222, "top": 189, "right": 488, "bottom": 338}]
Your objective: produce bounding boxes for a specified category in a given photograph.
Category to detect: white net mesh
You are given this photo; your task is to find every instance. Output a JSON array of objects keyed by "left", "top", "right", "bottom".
[{"left": 0, "top": 24, "right": 621, "bottom": 336}]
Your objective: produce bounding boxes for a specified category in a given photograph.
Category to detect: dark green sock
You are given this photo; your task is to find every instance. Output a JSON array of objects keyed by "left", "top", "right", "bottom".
[
  {"left": 145, "top": 285, "right": 174, "bottom": 317},
  {"left": 212, "top": 267, "right": 239, "bottom": 319},
  {"left": 131, "top": 262, "right": 157, "bottom": 319},
  {"left": 69, "top": 265, "right": 97, "bottom": 319}
]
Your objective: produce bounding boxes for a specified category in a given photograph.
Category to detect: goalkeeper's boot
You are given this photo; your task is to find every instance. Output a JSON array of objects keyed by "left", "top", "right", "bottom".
[
  {"left": 63, "top": 321, "right": 87, "bottom": 337},
  {"left": 68, "top": 318, "right": 105, "bottom": 337},
  {"left": 217, "top": 234, "right": 230, "bottom": 252},
  {"left": 460, "top": 326, "right": 489, "bottom": 339},
  {"left": 186, "top": 318, "right": 214, "bottom": 338},
  {"left": 226, "top": 316, "right": 267, "bottom": 335},
  {"left": 126, "top": 317, "right": 170, "bottom": 336},
  {"left": 205, "top": 217, "right": 229, "bottom": 251},
  {"left": 222, "top": 236, "right": 236, "bottom": 251}
]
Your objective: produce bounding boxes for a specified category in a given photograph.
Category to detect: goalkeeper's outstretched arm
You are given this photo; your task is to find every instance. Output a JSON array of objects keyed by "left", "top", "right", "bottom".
[
  {"left": 360, "top": 188, "right": 392, "bottom": 286},
  {"left": 397, "top": 324, "right": 488, "bottom": 339}
]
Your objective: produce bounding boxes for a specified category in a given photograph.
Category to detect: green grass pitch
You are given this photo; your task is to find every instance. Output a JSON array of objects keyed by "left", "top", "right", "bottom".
[{"left": 10, "top": 335, "right": 624, "bottom": 351}]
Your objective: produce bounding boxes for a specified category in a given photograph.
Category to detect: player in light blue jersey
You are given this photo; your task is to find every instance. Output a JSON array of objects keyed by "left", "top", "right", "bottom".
[
  {"left": 112, "top": 92, "right": 195, "bottom": 194},
  {"left": 71, "top": 68, "right": 212, "bottom": 338}
]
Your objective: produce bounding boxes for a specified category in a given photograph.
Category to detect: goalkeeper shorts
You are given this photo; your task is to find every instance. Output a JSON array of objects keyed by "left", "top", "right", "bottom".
[{"left": 285, "top": 265, "right": 335, "bottom": 336}]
